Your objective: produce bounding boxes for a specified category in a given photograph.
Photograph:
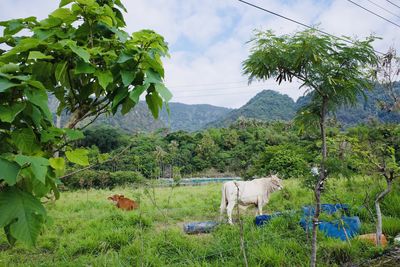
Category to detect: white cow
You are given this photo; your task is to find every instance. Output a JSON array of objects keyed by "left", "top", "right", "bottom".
[{"left": 220, "top": 175, "right": 283, "bottom": 224}]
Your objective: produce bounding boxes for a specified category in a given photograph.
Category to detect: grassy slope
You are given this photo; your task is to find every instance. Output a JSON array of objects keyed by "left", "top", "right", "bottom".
[{"left": 1, "top": 177, "right": 399, "bottom": 266}]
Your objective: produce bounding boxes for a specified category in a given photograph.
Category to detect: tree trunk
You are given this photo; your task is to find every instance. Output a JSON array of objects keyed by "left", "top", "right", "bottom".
[
  {"left": 311, "top": 96, "right": 328, "bottom": 267},
  {"left": 64, "top": 106, "right": 90, "bottom": 129},
  {"left": 375, "top": 177, "right": 392, "bottom": 246}
]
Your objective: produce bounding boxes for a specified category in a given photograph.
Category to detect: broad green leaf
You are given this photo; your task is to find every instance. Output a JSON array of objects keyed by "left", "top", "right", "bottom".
[
  {"left": 112, "top": 87, "right": 128, "bottom": 110},
  {"left": 95, "top": 70, "right": 113, "bottom": 89},
  {"left": 69, "top": 44, "right": 90, "bottom": 63},
  {"left": 64, "top": 128, "right": 84, "bottom": 141},
  {"left": 11, "top": 128, "right": 40, "bottom": 154},
  {"left": 0, "top": 78, "right": 19, "bottom": 93},
  {"left": 49, "top": 157, "right": 65, "bottom": 177},
  {"left": 0, "top": 19, "right": 24, "bottom": 35},
  {"left": 155, "top": 83, "right": 172, "bottom": 102},
  {"left": 0, "top": 158, "right": 20, "bottom": 185},
  {"left": 39, "top": 17, "right": 62, "bottom": 29},
  {"left": 15, "top": 155, "right": 49, "bottom": 184},
  {"left": 25, "top": 80, "right": 46, "bottom": 91},
  {"left": 59, "top": 0, "right": 74, "bottom": 7},
  {"left": 115, "top": 0, "right": 127, "bottom": 12},
  {"left": 74, "top": 61, "right": 95, "bottom": 74},
  {"left": 0, "top": 103, "right": 26, "bottom": 123},
  {"left": 25, "top": 88, "right": 52, "bottom": 120},
  {"left": 100, "top": 16, "right": 113, "bottom": 27},
  {"left": 66, "top": 148, "right": 89, "bottom": 166},
  {"left": 28, "top": 51, "right": 53, "bottom": 60},
  {"left": 129, "top": 84, "right": 149, "bottom": 104},
  {"left": 146, "top": 92, "right": 163, "bottom": 119},
  {"left": 0, "top": 63, "right": 19, "bottom": 73},
  {"left": 117, "top": 51, "right": 131, "bottom": 63},
  {"left": 77, "top": 0, "right": 96, "bottom": 6},
  {"left": 55, "top": 61, "right": 70, "bottom": 88},
  {"left": 121, "top": 97, "right": 135, "bottom": 115},
  {"left": 59, "top": 40, "right": 90, "bottom": 63},
  {"left": 144, "top": 69, "right": 162, "bottom": 84},
  {"left": 0, "top": 187, "right": 46, "bottom": 247},
  {"left": 0, "top": 38, "right": 40, "bottom": 59},
  {"left": 41, "top": 127, "right": 64, "bottom": 143},
  {"left": 50, "top": 8, "right": 76, "bottom": 23},
  {"left": 121, "top": 70, "right": 135, "bottom": 86}
]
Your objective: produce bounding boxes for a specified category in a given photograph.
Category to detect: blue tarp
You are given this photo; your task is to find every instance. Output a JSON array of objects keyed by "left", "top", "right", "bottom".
[
  {"left": 300, "top": 216, "right": 361, "bottom": 241},
  {"left": 300, "top": 204, "right": 360, "bottom": 240},
  {"left": 255, "top": 212, "right": 284, "bottom": 226},
  {"left": 255, "top": 204, "right": 361, "bottom": 241}
]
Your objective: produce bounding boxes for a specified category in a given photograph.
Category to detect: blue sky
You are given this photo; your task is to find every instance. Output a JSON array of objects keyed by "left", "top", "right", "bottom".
[{"left": 1, "top": 0, "right": 399, "bottom": 108}]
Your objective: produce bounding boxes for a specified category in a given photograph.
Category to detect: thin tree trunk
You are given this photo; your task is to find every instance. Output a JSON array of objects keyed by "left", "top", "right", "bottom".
[
  {"left": 375, "top": 177, "right": 392, "bottom": 246},
  {"left": 311, "top": 96, "right": 328, "bottom": 267}
]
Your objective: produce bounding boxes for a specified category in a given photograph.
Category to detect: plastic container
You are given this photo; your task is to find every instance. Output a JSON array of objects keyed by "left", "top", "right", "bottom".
[{"left": 183, "top": 221, "right": 218, "bottom": 234}]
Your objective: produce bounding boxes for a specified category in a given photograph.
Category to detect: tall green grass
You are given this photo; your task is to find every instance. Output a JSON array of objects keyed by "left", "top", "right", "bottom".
[{"left": 0, "top": 176, "right": 398, "bottom": 266}]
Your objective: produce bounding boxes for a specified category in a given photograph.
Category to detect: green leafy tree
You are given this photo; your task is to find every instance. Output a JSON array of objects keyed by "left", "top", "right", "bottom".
[
  {"left": 349, "top": 124, "right": 400, "bottom": 246},
  {"left": 0, "top": 0, "right": 170, "bottom": 246},
  {"left": 243, "top": 29, "right": 377, "bottom": 266}
]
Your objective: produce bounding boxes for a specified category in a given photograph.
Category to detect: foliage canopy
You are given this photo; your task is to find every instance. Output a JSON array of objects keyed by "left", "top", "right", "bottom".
[{"left": 0, "top": 0, "right": 170, "bottom": 245}]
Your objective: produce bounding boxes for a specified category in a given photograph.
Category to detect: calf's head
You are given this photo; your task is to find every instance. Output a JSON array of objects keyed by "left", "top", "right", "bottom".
[{"left": 107, "top": 194, "right": 124, "bottom": 204}]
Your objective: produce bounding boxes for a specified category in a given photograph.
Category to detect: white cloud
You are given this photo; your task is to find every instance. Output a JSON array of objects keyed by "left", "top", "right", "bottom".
[{"left": 1, "top": 0, "right": 399, "bottom": 108}]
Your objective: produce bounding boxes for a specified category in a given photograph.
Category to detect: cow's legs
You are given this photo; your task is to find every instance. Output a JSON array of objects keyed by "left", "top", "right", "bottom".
[
  {"left": 257, "top": 196, "right": 263, "bottom": 215},
  {"left": 226, "top": 201, "right": 236, "bottom": 225},
  {"left": 220, "top": 204, "right": 226, "bottom": 222}
]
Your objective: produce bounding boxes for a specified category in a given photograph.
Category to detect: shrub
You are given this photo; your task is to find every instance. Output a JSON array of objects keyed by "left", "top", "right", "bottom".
[
  {"left": 250, "top": 144, "right": 310, "bottom": 179},
  {"left": 63, "top": 170, "right": 144, "bottom": 190}
]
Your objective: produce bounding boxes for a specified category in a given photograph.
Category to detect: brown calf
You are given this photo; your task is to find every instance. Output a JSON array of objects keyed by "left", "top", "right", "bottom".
[{"left": 108, "top": 194, "right": 139, "bottom": 211}]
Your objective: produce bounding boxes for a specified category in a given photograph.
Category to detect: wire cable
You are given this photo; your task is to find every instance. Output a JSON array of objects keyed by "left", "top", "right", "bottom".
[
  {"left": 365, "top": 0, "right": 400, "bottom": 20},
  {"left": 347, "top": 0, "right": 400, "bottom": 29},
  {"left": 386, "top": 0, "right": 400, "bottom": 9},
  {"left": 237, "top": 0, "right": 385, "bottom": 55}
]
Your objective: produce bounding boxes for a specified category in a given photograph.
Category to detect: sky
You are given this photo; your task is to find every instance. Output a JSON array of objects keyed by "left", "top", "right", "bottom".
[{"left": 1, "top": 0, "right": 400, "bottom": 108}]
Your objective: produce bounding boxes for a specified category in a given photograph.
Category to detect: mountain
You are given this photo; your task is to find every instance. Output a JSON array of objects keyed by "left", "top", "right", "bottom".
[
  {"left": 207, "top": 90, "right": 296, "bottom": 128},
  {"left": 296, "top": 85, "right": 400, "bottom": 126},
  {"left": 51, "top": 96, "right": 231, "bottom": 132},
  {"left": 51, "top": 85, "right": 400, "bottom": 133},
  {"left": 93, "top": 102, "right": 231, "bottom": 132},
  {"left": 208, "top": 87, "right": 400, "bottom": 128}
]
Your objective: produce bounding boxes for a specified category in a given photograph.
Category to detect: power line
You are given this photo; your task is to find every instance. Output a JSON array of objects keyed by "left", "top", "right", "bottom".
[
  {"left": 237, "top": 0, "right": 385, "bottom": 55},
  {"left": 365, "top": 0, "right": 400, "bottom": 20},
  {"left": 168, "top": 80, "right": 248, "bottom": 88},
  {"left": 170, "top": 83, "right": 276, "bottom": 93},
  {"left": 347, "top": 0, "right": 400, "bottom": 29},
  {"left": 172, "top": 90, "right": 271, "bottom": 99},
  {"left": 237, "top": 0, "right": 343, "bottom": 42},
  {"left": 386, "top": 0, "right": 400, "bottom": 9}
]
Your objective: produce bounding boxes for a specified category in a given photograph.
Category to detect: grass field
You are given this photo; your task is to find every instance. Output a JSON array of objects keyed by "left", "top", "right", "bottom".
[{"left": 1, "top": 177, "right": 399, "bottom": 266}]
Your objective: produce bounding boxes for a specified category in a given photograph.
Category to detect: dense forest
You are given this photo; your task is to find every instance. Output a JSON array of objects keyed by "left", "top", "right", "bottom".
[{"left": 64, "top": 118, "right": 398, "bottom": 190}]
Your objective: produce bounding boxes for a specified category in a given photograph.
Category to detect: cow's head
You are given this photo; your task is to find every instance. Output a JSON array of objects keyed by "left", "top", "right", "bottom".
[
  {"left": 107, "top": 194, "right": 123, "bottom": 204},
  {"left": 270, "top": 175, "right": 283, "bottom": 191}
]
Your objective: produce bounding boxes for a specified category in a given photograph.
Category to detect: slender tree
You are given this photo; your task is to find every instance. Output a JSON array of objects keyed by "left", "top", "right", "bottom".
[
  {"left": 350, "top": 124, "right": 400, "bottom": 246},
  {"left": 243, "top": 29, "right": 377, "bottom": 266}
]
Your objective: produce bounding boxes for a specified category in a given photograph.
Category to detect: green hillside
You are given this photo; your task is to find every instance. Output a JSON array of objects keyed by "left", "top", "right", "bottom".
[
  {"left": 207, "top": 90, "right": 296, "bottom": 128},
  {"left": 51, "top": 85, "right": 400, "bottom": 132},
  {"left": 209, "top": 86, "right": 400, "bottom": 128}
]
